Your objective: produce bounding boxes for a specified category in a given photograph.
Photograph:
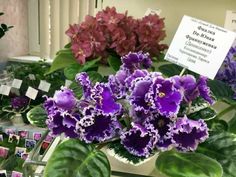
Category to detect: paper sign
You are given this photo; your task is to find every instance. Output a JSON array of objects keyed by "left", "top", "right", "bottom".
[
  {"left": 145, "top": 8, "right": 161, "bottom": 16},
  {"left": 224, "top": 10, "right": 236, "bottom": 32},
  {"left": 12, "top": 79, "right": 23, "bottom": 89},
  {"left": 28, "top": 74, "right": 36, "bottom": 80},
  {"left": 25, "top": 87, "right": 38, "bottom": 100},
  {"left": 165, "top": 15, "right": 236, "bottom": 79},
  {"left": 38, "top": 80, "right": 51, "bottom": 92},
  {"left": 65, "top": 80, "right": 73, "bottom": 87},
  {"left": 0, "top": 85, "right": 11, "bottom": 96}
]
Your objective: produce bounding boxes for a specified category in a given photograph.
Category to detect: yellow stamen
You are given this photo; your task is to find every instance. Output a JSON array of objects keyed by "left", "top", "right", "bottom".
[{"left": 158, "top": 92, "right": 165, "bottom": 98}]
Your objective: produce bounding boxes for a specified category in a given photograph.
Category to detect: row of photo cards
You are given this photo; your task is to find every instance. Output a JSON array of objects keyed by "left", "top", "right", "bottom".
[
  {"left": 0, "top": 170, "right": 23, "bottom": 177},
  {"left": 0, "top": 130, "right": 53, "bottom": 160}
]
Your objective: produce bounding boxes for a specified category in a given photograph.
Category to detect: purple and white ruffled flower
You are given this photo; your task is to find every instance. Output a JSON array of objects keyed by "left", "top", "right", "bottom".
[
  {"left": 77, "top": 110, "right": 121, "bottom": 143},
  {"left": 171, "top": 116, "right": 208, "bottom": 151},
  {"left": 120, "top": 123, "right": 159, "bottom": 157},
  {"left": 46, "top": 110, "right": 79, "bottom": 138},
  {"left": 151, "top": 77, "right": 182, "bottom": 116},
  {"left": 76, "top": 72, "right": 92, "bottom": 99},
  {"left": 121, "top": 51, "right": 152, "bottom": 73},
  {"left": 91, "top": 83, "right": 122, "bottom": 115},
  {"left": 171, "top": 75, "right": 214, "bottom": 104},
  {"left": 144, "top": 113, "right": 173, "bottom": 150}
]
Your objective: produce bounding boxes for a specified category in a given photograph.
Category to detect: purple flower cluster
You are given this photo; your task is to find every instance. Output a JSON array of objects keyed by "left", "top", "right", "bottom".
[
  {"left": 66, "top": 7, "right": 168, "bottom": 64},
  {"left": 44, "top": 51, "right": 211, "bottom": 158},
  {"left": 216, "top": 42, "right": 236, "bottom": 99},
  {"left": 11, "top": 96, "right": 29, "bottom": 111}
]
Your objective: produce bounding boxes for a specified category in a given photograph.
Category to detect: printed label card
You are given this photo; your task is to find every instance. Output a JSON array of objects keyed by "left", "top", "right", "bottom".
[
  {"left": 0, "top": 85, "right": 11, "bottom": 96},
  {"left": 25, "top": 87, "right": 38, "bottom": 100},
  {"left": 38, "top": 80, "right": 51, "bottom": 92},
  {"left": 165, "top": 15, "right": 236, "bottom": 79},
  {"left": 11, "top": 79, "right": 23, "bottom": 89}
]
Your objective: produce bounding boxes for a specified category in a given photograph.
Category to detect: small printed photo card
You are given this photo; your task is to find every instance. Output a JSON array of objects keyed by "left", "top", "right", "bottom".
[
  {"left": 5, "top": 128, "right": 16, "bottom": 135},
  {"left": 18, "top": 130, "right": 29, "bottom": 139},
  {"left": 38, "top": 80, "right": 51, "bottom": 92},
  {"left": 0, "top": 170, "right": 7, "bottom": 177},
  {"left": 45, "top": 135, "right": 53, "bottom": 142},
  {"left": 0, "top": 134, "right": 3, "bottom": 142},
  {"left": 11, "top": 171, "right": 23, "bottom": 177},
  {"left": 25, "top": 139, "right": 36, "bottom": 149},
  {"left": 0, "top": 85, "right": 11, "bottom": 96},
  {"left": 28, "top": 74, "right": 36, "bottom": 80},
  {"left": 8, "top": 134, "right": 20, "bottom": 144},
  {"left": 65, "top": 80, "right": 73, "bottom": 87},
  {"left": 15, "top": 147, "right": 26, "bottom": 158},
  {"left": 40, "top": 141, "right": 50, "bottom": 155},
  {"left": 21, "top": 153, "right": 29, "bottom": 160},
  {"left": 25, "top": 87, "right": 38, "bottom": 100},
  {"left": 11, "top": 79, "right": 23, "bottom": 89},
  {"left": 33, "top": 132, "right": 42, "bottom": 141},
  {"left": 0, "top": 146, "right": 9, "bottom": 158}
]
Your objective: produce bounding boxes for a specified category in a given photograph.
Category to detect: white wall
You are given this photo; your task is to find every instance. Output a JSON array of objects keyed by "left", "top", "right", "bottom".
[
  {"left": 0, "top": 0, "right": 29, "bottom": 66},
  {"left": 103, "top": 0, "right": 236, "bottom": 44}
]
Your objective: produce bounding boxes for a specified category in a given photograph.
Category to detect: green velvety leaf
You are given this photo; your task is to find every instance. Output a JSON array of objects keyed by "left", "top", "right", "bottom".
[
  {"left": 188, "top": 107, "right": 216, "bottom": 121},
  {"left": 44, "top": 139, "right": 110, "bottom": 177},
  {"left": 26, "top": 105, "right": 47, "bottom": 128},
  {"left": 197, "top": 132, "right": 236, "bottom": 177},
  {"left": 228, "top": 113, "right": 236, "bottom": 134},
  {"left": 0, "top": 155, "right": 24, "bottom": 172},
  {"left": 208, "top": 80, "right": 235, "bottom": 103},
  {"left": 79, "top": 57, "right": 101, "bottom": 72},
  {"left": 46, "top": 48, "right": 78, "bottom": 75},
  {"left": 156, "top": 151, "right": 223, "bottom": 177},
  {"left": 107, "top": 55, "right": 122, "bottom": 71},
  {"left": 64, "top": 64, "right": 82, "bottom": 80},
  {"left": 208, "top": 119, "right": 228, "bottom": 132}
]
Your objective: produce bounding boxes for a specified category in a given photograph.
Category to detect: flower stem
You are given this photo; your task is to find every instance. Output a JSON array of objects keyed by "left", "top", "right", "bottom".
[
  {"left": 179, "top": 68, "right": 187, "bottom": 76},
  {"left": 217, "top": 104, "right": 236, "bottom": 119}
]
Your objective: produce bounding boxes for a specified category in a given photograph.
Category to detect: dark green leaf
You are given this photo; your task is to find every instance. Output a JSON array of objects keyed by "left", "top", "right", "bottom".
[
  {"left": 197, "top": 132, "right": 236, "bottom": 177},
  {"left": 69, "top": 82, "right": 83, "bottom": 98},
  {"left": 107, "top": 55, "right": 122, "bottom": 71},
  {"left": 45, "top": 48, "right": 78, "bottom": 75},
  {"left": 87, "top": 71, "right": 103, "bottom": 84},
  {"left": 44, "top": 139, "right": 110, "bottom": 177},
  {"left": 0, "top": 155, "right": 24, "bottom": 172},
  {"left": 26, "top": 106, "right": 47, "bottom": 128},
  {"left": 208, "top": 119, "right": 228, "bottom": 132},
  {"left": 188, "top": 107, "right": 216, "bottom": 121},
  {"left": 107, "top": 140, "right": 146, "bottom": 164},
  {"left": 1, "top": 23, "right": 7, "bottom": 30},
  {"left": 64, "top": 64, "right": 82, "bottom": 80},
  {"left": 228, "top": 113, "right": 236, "bottom": 134},
  {"left": 64, "top": 42, "right": 71, "bottom": 48},
  {"left": 79, "top": 57, "right": 101, "bottom": 72},
  {"left": 156, "top": 151, "right": 223, "bottom": 177},
  {"left": 208, "top": 80, "right": 235, "bottom": 103}
]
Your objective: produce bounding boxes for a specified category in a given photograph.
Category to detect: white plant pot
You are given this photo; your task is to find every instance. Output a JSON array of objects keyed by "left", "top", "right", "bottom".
[
  {"left": 103, "top": 147, "right": 158, "bottom": 176},
  {"left": 11, "top": 113, "right": 25, "bottom": 126}
]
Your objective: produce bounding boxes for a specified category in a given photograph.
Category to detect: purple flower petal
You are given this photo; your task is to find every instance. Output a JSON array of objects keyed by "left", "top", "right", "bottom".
[
  {"left": 120, "top": 123, "right": 158, "bottom": 157},
  {"left": 77, "top": 112, "right": 121, "bottom": 143},
  {"left": 171, "top": 116, "right": 209, "bottom": 151},
  {"left": 91, "top": 83, "right": 122, "bottom": 115},
  {"left": 197, "top": 76, "right": 214, "bottom": 105},
  {"left": 76, "top": 72, "right": 92, "bottom": 99},
  {"left": 53, "top": 87, "right": 77, "bottom": 110}
]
